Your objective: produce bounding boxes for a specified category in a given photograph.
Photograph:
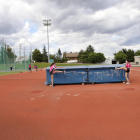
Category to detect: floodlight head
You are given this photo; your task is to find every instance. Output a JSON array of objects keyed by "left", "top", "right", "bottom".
[
  {"left": 43, "top": 23, "right": 51, "bottom": 26},
  {"left": 43, "top": 20, "right": 47, "bottom": 22}
]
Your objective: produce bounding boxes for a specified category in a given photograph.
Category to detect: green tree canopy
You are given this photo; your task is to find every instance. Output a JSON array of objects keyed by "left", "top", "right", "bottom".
[
  {"left": 122, "top": 48, "right": 127, "bottom": 54},
  {"left": 86, "top": 45, "right": 95, "bottom": 53},
  {"left": 114, "top": 48, "right": 135, "bottom": 62},
  {"left": 115, "top": 51, "right": 127, "bottom": 63},
  {"left": 88, "top": 52, "right": 97, "bottom": 63},
  {"left": 78, "top": 45, "right": 105, "bottom": 63},
  {"left": 96, "top": 53, "right": 106, "bottom": 62},
  {"left": 54, "top": 48, "right": 62, "bottom": 62},
  {"left": 32, "top": 49, "right": 43, "bottom": 62},
  {"left": 57, "top": 48, "right": 62, "bottom": 58},
  {"left": 135, "top": 50, "right": 140, "bottom": 56},
  {"left": 88, "top": 52, "right": 105, "bottom": 63},
  {"left": 78, "top": 49, "right": 84, "bottom": 62},
  {"left": 125, "top": 49, "right": 135, "bottom": 62},
  {"left": 121, "top": 48, "right": 134, "bottom": 62},
  {"left": 80, "top": 51, "right": 89, "bottom": 63},
  {"left": 6, "top": 45, "right": 16, "bottom": 59}
]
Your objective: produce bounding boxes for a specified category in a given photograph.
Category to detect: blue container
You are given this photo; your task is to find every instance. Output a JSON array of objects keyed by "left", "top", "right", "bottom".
[
  {"left": 44, "top": 64, "right": 126, "bottom": 85},
  {"left": 44, "top": 66, "right": 88, "bottom": 85},
  {"left": 87, "top": 64, "right": 126, "bottom": 83}
]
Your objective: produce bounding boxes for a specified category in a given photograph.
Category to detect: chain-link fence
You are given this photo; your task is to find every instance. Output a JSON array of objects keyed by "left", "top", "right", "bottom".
[{"left": 0, "top": 39, "right": 31, "bottom": 72}]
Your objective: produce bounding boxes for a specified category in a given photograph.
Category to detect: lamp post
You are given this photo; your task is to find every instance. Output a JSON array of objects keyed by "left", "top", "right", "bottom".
[
  {"left": 19, "top": 44, "right": 22, "bottom": 63},
  {"left": 3, "top": 37, "right": 5, "bottom": 71},
  {"left": 43, "top": 19, "right": 51, "bottom": 63}
]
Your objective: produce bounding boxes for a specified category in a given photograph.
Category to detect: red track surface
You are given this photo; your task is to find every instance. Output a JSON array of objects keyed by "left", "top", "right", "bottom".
[{"left": 0, "top": 67, "right": 140, "bottom": 140}]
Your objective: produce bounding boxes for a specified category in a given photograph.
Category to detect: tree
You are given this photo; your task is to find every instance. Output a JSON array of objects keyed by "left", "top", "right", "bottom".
[
  {"left": 57, "top": 48, "right": 62, "bottom": 58},
  {"left": 125, "top": 49, "right": 134, "bottom": 62},
  {"left": 79, "top": 51, "right": 89, "bottom": 63},
  {"left": 88, "top": 52, "right": 97, "bottom": 63},
  {"left": 88, "top": 52, "right": 106, "bottom": 63},
  {"left": 135, "top": 50, "right": 140, "bottom": 56},
  {"left": 60, "top": 57, "right": 68, "bottom": 63},
  {"left": 54, "top": 48, "right": 62, "bottom": 62},
  {"left": 115, "top": 51, "right": 127, "bottom": 63},
  {"left": 113, "top": 52, "right": 117, "bottom": 56},
  {"left": 6, "top": 45, "right": 16, "bottom": 60},
  {"left": 50, "top": 54, "right": 55, "bottom": 59},
  {"left": 32, "top": 49, "right": 43, "bottom": 62},
  {"left": 86, "top": 45, "right": 95, "bottom": 53},
  {"left": 96, "top": 53, "right": 106, "bottom": 62},
  {"left": 122, "top": 48, "right": 127, "bottom": 54},
  {"left": 78, "top": 45, "right": 106, "bottom": 63},
  {"left": 78, "top": 49, "right": 84, "bottom": 62},
  {"left": 121, "top": 48, "right": 134, "bottom": 62},
  {"left": 114, "top": 48, "right": 135, "bottom": 62},
  {"left": 42, "top": 45, "right": 48, "bottom": 62}
]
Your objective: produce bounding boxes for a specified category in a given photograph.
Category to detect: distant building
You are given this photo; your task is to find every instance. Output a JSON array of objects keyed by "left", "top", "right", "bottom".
[
  {"left": 67, "top": 60, "right": 78, "bottom": 63},
  {"left": 99, "top": 57, "right": 119, "bottom": 65},
  {"left": 64, "top": 52, "right": 79, "bottom": 60},
  {"left": 134, "top": 56, "right": 140, "bottom": 64}
]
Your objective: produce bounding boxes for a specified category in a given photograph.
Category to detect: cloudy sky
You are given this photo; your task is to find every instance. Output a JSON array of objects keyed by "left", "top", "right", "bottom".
[{"left": 0, "top": 0, "right": 140, "bottom": 57}]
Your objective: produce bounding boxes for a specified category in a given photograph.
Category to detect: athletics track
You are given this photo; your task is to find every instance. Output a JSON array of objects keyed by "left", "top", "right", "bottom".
[{"left": 0, "top": 67, "right": 140, "bottom": 140}]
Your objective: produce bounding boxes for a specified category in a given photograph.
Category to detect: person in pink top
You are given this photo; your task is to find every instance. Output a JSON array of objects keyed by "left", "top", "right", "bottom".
[
  {"left": 29, "top": 64, "right": 31, "bottom": 73},
  {"left": 116, "top": 59, "right": 131, "bottom": 84},
  {"left": 50, "top": 62, "right": 64, "bottom": 87}
]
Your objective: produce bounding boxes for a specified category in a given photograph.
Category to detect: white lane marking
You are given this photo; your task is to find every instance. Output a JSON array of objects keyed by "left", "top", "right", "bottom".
[
  {"left": 31, "top": 98, "right": 35, "bottom": 100},
  {"left": 66, "top": 94, "right": 70, "bottom": 95},
  {"left": 57, "top": 98, "right": 60, "bottom": 100},
  {"left": 39, "top": 95, "right": 44, "bottom": 97},
  {"left": 74, "top": 94, "right": 79, "bottom": 96},
  {"left": 131, "top": 69, "right": 140, "bottom": 71}
]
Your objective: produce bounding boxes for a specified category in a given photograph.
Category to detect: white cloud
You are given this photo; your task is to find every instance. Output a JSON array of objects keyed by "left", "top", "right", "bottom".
[{"left": 0, "top": 0, "right": 140, "bottom": 58}]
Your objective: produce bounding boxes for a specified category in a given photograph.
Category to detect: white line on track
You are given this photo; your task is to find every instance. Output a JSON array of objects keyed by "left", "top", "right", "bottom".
[
  {"left": 39, "top": 95, "right": 44, "bottom": 97},
  {"left": 74, "top": 94, "right": 79, "bottom": 96},
  {"left": 131, "top": 69, "right": 140, "bottom": 71}
]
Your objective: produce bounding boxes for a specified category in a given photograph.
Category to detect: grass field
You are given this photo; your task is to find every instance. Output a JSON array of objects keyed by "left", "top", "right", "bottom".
[
  {"left": 0, "top": 63, "right": 29, "bottom": 71},
  {"left": 34, "top": 62, "right": 96, "bottom": 68},
  {"left": 0, "top": 63, "right": 98, "bottom": 76},
  {"left": 0, "top": 71, "right": 23, "bottom": 76}
]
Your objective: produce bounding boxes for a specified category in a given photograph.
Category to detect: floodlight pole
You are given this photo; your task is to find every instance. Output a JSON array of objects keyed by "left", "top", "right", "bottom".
[
  {"left": 47, "top": 22, "right": 50, "bottom": 63},
  {"left": 19, "top": 44, "right": 22, "bottom": 63},
  {"left": 24, "top": 45, "right": 26, "bottom": 70},
  {"left": 31, "top": 47, "right": 32, "bottom": 68},
  {"left": 43, "top": 20, "right": 51, "bottom": 63},
  {"left": 3, "top": 37, "right": 5, "bottom": 71},
  {"left": 13, "top": 46, "right": 16, "bottom": 71}
]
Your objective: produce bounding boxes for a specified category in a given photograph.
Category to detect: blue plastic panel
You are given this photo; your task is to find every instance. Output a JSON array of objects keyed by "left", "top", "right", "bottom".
[
  {"left": 88, "top": 64, "right": 126, "bottom": 83},
  {"left": 45, "top": 66, "right": 88, "bottom": 85},
  {"left": 45, "top": 64, "right": 126, "bottom": 85}
]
